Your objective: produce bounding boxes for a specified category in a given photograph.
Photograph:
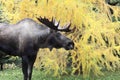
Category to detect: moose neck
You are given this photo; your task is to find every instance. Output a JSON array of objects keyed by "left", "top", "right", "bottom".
[{"left": 32, "top": 27, "right": 51, "bottom": 50}]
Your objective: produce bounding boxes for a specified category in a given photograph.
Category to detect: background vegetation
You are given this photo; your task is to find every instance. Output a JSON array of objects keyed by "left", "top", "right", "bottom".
[{"left": 0, "top": 0, "right": 120, "bottom": 79}]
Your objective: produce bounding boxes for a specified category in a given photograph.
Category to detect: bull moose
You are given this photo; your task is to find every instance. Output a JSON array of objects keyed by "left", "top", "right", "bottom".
[{"left": 0, "top": 17, "right": 74, "bottom": 80}]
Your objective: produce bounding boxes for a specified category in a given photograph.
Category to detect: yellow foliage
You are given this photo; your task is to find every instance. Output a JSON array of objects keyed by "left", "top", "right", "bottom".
[{"left": 0, "top": 0, "right": 120, "bottom": 78}]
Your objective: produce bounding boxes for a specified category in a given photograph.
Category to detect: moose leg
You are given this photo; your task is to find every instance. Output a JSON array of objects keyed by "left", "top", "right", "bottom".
[
  {"left": 22, "top": 55, "right": 37, "bottom": 80},
  {"left": 0, "top": 63, "right": 3, "bottom": 71},
  {"left": 22, "top": 56, "right": 29, "bottom": 80},
  {"left": 27, "top": 55, "right": 37, "bottom": 80}
]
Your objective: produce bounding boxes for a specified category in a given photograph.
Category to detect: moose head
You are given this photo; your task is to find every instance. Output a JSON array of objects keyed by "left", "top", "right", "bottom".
[{"left": 37, "top": 17, "right": 74, "bottom": 51}]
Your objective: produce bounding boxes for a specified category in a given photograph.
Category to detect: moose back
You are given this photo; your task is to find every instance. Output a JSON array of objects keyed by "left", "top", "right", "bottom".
[{"left": 0, "top": 17, "right": 74, "bottom": 80}]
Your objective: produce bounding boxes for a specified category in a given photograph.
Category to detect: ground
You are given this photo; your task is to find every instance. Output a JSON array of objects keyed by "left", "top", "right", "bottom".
[{"left": 0, "top": 68, "right": 120, "bottom": 80}]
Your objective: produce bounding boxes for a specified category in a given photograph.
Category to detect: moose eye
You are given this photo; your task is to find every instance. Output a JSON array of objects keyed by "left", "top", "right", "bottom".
[{"left": 56, "top": 33, "right": 61, "bottom": 38}]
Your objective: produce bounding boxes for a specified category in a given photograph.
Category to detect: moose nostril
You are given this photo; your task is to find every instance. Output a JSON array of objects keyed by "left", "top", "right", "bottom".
[{"left": 67, "top": 41, "right": 74, "bottom": 48}]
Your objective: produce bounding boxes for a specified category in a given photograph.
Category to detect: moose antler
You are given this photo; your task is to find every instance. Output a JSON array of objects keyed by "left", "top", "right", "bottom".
[{"left": 37, "top": 16, "right": 71, "bottom": 32}]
